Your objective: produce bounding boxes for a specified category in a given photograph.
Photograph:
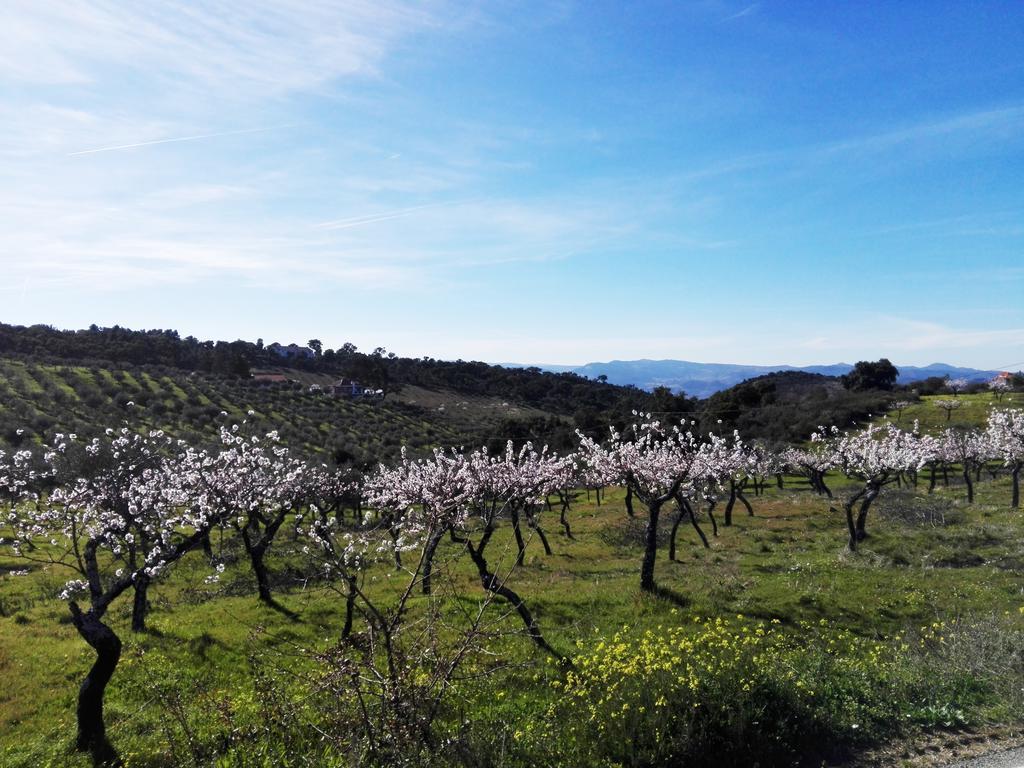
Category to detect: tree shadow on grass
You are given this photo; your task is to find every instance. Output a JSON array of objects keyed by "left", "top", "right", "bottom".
[
  {"left": 262, "top": 598, "right": 302, "bottom": 622},
  {"left": 652, "top": 584, "right": 690, "bottom": 608}
]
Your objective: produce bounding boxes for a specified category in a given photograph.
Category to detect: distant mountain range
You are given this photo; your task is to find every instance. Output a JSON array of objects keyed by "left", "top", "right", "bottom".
[{"left": 510, "top": 360, "right": 1006, "bottom": 399}]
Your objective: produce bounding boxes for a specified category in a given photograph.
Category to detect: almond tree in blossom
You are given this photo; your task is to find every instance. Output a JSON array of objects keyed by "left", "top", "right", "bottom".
[
  {"left": 812, "top": 423, "right": 927, "bottom": 550},
  {"left": 180, "top": 426, "right": 313, "bottom": 606},
  {"left": 366, "top": 444, "right": 565, "bottom": 657},
  {"left": 935, "top": 399, "right": 963, "bottom": 422},
  {"left": 939, "top": 427, "right": 991, "bottom": 504},
  {"left": 946, "top": 377, "right": 970, "bottom": 397},
  {"left": 667, "top": 433, "right": 732, "bottom": 558},
  {"left": 891, "top": 400, "right": 913, "bottom": 421},
  {"left": 4, "top": 430, "right": 221, "bottom": 760},
  {"left": 577, "top": 416, "right": 701, "bottom": 593},
  {"left": 989, "top": 377, "right": 1011, "bottom": 403},
  {"left": 986, "top": 410, "right": 1024, "bottom": 507},
  {"left": 780, "top": 445, "right": 835, "bottom": 498}
]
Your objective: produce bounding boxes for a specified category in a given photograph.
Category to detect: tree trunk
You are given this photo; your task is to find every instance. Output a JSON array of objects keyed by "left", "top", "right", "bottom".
[
  {"left": 421, "top": 529, "right": 444, "bottom": 596},
  {"left": 841, "top": 489, "right": 867, "bottom": 551},
  {"left": 342, "top": 574, "right": 357, "bottom": 640},
  {"left": 686, "top": 498, "right": 710, "bottom": 549},
  {"left": 854, "top": 487, "right": 879, "bottom": 541},
  {"left": 1012, "top": 465, "right": 1021, "bottom": 509},
  {"left": 963, "top": 467, "right": 974, "bottom": 504},
  {"left": 928, "top": 464, "right": 937, "bottom": 493},
  {"left": 70, "top": 603, "right": 122, "bottom": 763},
  {"left": 532, "top": 520, "right": 553, "bottom": 556},
  {"left": 724, "top": 482, "right": 736, "bottom": 526},
  {"left": 737, "top": 490, "right": 754, "bottom": 517},
  {"left": 249, "top": 546, "right": 273, "bottom": 604},
  {"left": 624, "top": 485, "right": 635, "bottom": 517},
  {"left": 705, "top": 500, "right": 718, "bottom": 537},
  {"left": 130, "top": 574, "right": 149, "bottom": 633},
  {"left": 510, "top": 508, "right": 527, "bottom": 567},
  {"left": 640, "top": 500, "right": 663, "bottom": 592},
  {"left": 462, "top": 539, "right": 560, "bottom": 659},
  {"left": 669, "top": 507, "right": 684, "bottom": 561},
  {"left": 559, "top": 501, "right": 573, "bottom": 539},
  {"left": 818, "top": 473, "right": 833, "bottom": 499}
]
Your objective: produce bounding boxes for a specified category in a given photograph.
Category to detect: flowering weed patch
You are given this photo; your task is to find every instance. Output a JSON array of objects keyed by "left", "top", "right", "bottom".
[{"left": 543, "top": 615, "right": 1002, "bottom": 767}]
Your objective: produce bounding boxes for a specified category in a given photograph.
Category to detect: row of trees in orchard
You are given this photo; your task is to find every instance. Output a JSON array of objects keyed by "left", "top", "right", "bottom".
[
  {"left": 783, "top": 411, "right": 1024, "bottom": 548},
  {"left": 2, "top": 408, "right": 1024, "bottom": 762}
]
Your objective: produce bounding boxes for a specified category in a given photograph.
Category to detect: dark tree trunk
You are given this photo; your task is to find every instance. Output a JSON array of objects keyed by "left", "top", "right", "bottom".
[
  {"left": 510, "top": 508, "right": 527, "bottom": 567},
  {"left": 201, "top": 532, "right": 213, "bottom": 558},
  {"left": 130, "top": 574, "right": 149, "bottom": 633},
  {"left": 531, "top": 520, "right": 553, "bottom": 556},
  {"left": 928, "top": 464, "right": 937, "bottom": 493},
  {"left": 942, "top": 465, "right": 949, "bottom": 487},
  {"left": 669, "top": 507, "right": 684, "bottom": 561},
  {"left": 249, "top": 546, "right": 273, "bottom": 604},
  {"left": 705, "top": 500, "right": 718, "bottom": 537},
  {"left": 640, "top": 499, "right": 663, "bottom": 592},
  {"left": 963, "top": 467, "right": 974, "bottom": 504},
  {"left": 841, "top": 488, "right": 867, "bottom": 551},
  {"left": 70, "top": 603, "right": 122, "bottom": 763},
  {"left": 559, "top": 501, "right": 574, "bottom": 539},
  {"left": 724, "top": 483, "right": 736, "bottom": 526},
  {"left": 1012, "top": 465, "right": 1021, "bottom": 509},
  {"left": 737, "top": 490, "right": 754, "bottom": 517},
  {"left": 818, "top": 473, "right": 833, "bottom": 499},
  {"left": 341, "top": 574, "right": 357, "bottom": 640},
  {"left": 461, "top": 539, "right": 559, "bottom": 659},
  {"left": 685, "top": 498, "right": 710, "bottom": 549},
  {"left": 421, "top": 529, "right": 444, "bottom": 596},
  {"left": 624, "top": 485, "right": 635, "bottom": 517},
  {"left": 854, "top": 486, "right": 879, "bottom": 541},
  {"left": 776, "top": 473, "right": 784, "bottom": 490}
]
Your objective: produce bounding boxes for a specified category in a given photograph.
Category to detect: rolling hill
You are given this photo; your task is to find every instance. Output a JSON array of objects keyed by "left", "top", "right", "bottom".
[{"left": 518, "top": 359, "right": 1007, "bottom": 398}]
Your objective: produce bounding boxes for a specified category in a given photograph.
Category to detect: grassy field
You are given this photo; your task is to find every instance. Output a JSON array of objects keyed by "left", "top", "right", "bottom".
[
  {"left": 3, "top": 468, "right": 1024, "bottom": 766},
  {"left": 883, "top": 392, "right": 1024, "bottom": 433}
]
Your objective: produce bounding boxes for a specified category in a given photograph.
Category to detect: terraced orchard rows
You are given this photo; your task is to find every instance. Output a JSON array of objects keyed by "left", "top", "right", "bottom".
[{"left": 0, "top": 358, "right": 477, "bottom": 463}]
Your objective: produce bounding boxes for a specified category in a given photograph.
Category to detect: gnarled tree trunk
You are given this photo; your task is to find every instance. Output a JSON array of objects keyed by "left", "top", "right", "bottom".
[{"left": 70, "top": 603, "right": 122, "bottom": 763}]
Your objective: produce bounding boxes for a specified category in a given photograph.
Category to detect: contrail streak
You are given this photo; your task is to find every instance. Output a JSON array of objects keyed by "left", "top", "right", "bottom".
[
  {"left": 316, "top": 201, "right": 466, "bottom": 231},
  {"left": 68, "top": 125, "right": 292, "bottom": 156}
]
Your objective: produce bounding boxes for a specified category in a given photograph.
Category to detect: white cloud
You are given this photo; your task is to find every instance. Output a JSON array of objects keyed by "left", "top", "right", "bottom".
[{"left": 1, "top": 1, "right": 434, "bottom": 94}]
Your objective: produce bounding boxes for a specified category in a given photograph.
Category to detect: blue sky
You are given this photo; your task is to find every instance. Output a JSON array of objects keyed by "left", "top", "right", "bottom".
[{"left": 2, "top": 1, "right": 1023, "bottom": 369}]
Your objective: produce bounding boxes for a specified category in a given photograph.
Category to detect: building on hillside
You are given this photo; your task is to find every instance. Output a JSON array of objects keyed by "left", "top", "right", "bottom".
[
  {"left": 330, "top": 379, "right": 383, "bottom": 399},
  {"left": 252, "top": 373, "right": 290, "bottom": 384}
]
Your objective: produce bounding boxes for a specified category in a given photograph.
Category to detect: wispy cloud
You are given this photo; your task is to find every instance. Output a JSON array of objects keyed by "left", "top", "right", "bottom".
[
  {"left": 315, "top": 201, "right": 467, "bottom": 231},
  {"left": 720, "top": 4, "right": 759, "bottom": 23},
  {"left": 68, "top": 125, "right": 293, "bottom": 156},
  {"left": 1, "top": 1, "right": 434, "bottom": 95}
]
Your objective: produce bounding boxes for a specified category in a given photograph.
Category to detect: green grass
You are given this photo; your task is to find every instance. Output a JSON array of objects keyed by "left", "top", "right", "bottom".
[
  {"left": 3, "top": 476, "right": 1024, "bottom": 766},
  {"left": 884, "top": 392, "right": 1024, "bottom": 433}
]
